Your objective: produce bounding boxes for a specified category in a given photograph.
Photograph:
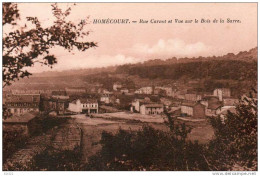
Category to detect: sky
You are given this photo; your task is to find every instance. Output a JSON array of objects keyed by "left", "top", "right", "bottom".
[{"left": 3, "top": 3, "right": 257, "bottom": 73}]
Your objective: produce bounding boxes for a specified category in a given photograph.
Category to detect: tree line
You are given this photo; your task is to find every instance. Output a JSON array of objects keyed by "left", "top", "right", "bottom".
[{"left": 116, "top": 60, "right": 257, "bottom": 81}]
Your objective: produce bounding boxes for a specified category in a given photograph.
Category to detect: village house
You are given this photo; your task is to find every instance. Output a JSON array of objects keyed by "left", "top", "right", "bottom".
[
  {"left": 48, "top": 96, "right": 69, "bottom": 115},
  {"left": 81, "top": 99, "right": 99, "bottom": 114},
  {"left": 3, "top": 112, "right": 38, "bottom": 136},
  {"left": 184, "top": 93, "right": 202, "bottom": 102},
  {"left": 154, "top": 87, "right": 173, "bottom": 96},
  {"left": 68, "top": 99, "right": 81, "bottom": 113},
  {"left": 130, "top": 97, "right": 151, "bottom": 113},
  {"left": 120, "top": 88, "right": 129, "bottom": 94},
  {"left": 213, "top": 88, "right": 231, "bottom": 101},
  {"left": 113, "top": 82, "right": 122, "bottom": 91},
  {"left": 199, "top": 96, "right": 222, "bottom": 116},
  {"left": 5, "top": 94, "right": 40, "bottom": 116},
  {"left": 103, "top": 89, "right": 112, "bottom": 94},
  {"left": 68, "top": 98, "right": 98, "bottom": 114},
  {"left": 206, "top": 101, "right": 222, "bottom": 116},
  {"left": 199, "top": 96, "right": 219, "bottom": 108},
  {"left": 135, "top": 87, "right": 153, "bottom": 95},
  {"left": 131, "top": 99, "right": 141, "bottom": 112},
  {"left": 180, "top": 102, "right": 206, "bottom": 118},
  {"left": 140, "top": 104, "right": 164, "bottom": 115},
  {"left": 97, "top": 88, "right": 112, "bottom": 94},
  {"left": 115, "top": 98, "right": 120, "bottom": 104},
  {"left": 100, "top": 94, "right": 111, "bottom": 104}
]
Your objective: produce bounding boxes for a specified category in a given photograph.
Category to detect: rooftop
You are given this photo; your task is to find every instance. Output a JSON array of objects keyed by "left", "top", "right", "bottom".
[
  {"left": 69, "top": 98, "right": 98, "bottom": 104},
  {"left": 143, "top": 103, "right": 164, "bottom": 108},
  {"left": 6, "top": 94, "right": 40, "bottom": 103},
  {"left": 80, "top": 98, "right": 98, "bottom": 104},
  {"left": 208, "top": 102, "right": 222, "bottom": 110}
]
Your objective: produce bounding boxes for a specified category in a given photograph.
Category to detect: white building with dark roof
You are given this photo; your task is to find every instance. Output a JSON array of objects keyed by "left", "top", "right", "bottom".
[
  {"left": 68, "top": 98, "right": 98, "bottom": 114},
  {"left": 140, "top": 104, "right": 164, "bottom": 115}
]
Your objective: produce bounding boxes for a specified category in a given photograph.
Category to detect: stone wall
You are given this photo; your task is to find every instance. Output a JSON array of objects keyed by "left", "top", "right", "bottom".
[{"left": 3, "top": 120, "right": 82, "bottom": 171}]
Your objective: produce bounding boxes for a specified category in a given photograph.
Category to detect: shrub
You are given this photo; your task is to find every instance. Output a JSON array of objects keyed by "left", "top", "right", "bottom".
[
  {"left": 85, "top": 126, "right": 209, "bottom": 171},
  {"left": 208, "top": 90, "right": 257, "bottom": 170},
  {"left": 32, "top": 146, "right": 82, "bottom": 171},
  {"left": 3, "top": 130, "right": 28, "bottom": 163}
]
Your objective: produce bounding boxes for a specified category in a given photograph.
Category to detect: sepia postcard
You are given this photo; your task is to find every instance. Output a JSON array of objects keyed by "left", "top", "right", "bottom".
[{"left": 1, "top": 1, "right": 258, "bottom": 175}]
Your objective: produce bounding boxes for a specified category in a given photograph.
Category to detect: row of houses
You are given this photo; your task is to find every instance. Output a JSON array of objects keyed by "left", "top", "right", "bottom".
[
  {"left": 129, "top": 88, "right": 238, "bottom": 119},
  {"left": 4, "top": 92, "right": 100, "bottom": 117},
  {"left": 3, "top": 86, "right": 238, "bottom": 120},
  {"left": 130, "top": 98, "right": 164, "bottom": 115}
]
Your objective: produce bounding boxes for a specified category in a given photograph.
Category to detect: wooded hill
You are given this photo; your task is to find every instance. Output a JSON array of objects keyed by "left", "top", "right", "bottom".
[{"left": 115, "top": 47, "right": 257, "bottom": 81}]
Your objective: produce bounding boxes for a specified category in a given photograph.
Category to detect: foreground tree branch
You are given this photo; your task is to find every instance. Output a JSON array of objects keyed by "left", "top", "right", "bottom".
[{"left": 3, "top": 3, "right": 97, "bottom": 87}]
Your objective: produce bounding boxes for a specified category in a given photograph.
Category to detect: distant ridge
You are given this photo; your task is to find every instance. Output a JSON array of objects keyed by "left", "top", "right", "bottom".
[{"left": 32, "top": 47, "right": 257, "bottom": 78}]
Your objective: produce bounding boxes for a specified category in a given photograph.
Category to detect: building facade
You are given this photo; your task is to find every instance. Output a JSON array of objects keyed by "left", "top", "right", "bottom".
[
  {"left": 5, "top": 94, "right": 40, "bottom": 116},
  {"left": 100, "top": 94, "right": 111, "bottom": 104},
  {"left": 140, "top": 104, "right": 164, "bottom": 115},
  {"left": 68, "top": 99, "right": 98, "bottom": 114},
  {"left": 113, "top": 83, "right": 122, "bottom": 91},
  {"left": 184, "top": 94, "right": 202, "bottom": 102},
  {"left": 213, "top": 88, "right": 231, "bottom": 101},
  {"left": 181, "top": 102, "right": 206, "bottom": 118},
  {"left": 135, "top": 87, "right": 153, "bottom": 95}
]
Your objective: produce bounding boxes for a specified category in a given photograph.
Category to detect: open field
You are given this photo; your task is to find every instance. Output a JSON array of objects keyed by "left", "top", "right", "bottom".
[{"left": 72, "top": 112, "right": 215, "bottom": 163}]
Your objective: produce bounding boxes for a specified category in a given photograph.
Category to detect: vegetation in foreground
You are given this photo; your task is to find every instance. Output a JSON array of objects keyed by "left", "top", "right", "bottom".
[
  {"left": 84, "top": 90, "right": 257, "bottom": 171},
  {"left": 3, "top": 116, "right": 69, "bottom": 164},
  {"left": 3, "top": 90, "right": 257, "bottom": 171}
]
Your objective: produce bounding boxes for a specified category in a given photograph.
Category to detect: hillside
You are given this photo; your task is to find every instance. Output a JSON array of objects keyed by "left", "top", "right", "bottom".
[
  {"left": 5, "top": 47, "right": 257, "bottom": 97},
  {"left": 116, "top": 60, "right": 257, "bottom": 81},
  {"left": 32, "top": 66, "right": 117, "bottom": 78},
  {"left": 31, "top": 47, "right": 257, "bottom": 78}
]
